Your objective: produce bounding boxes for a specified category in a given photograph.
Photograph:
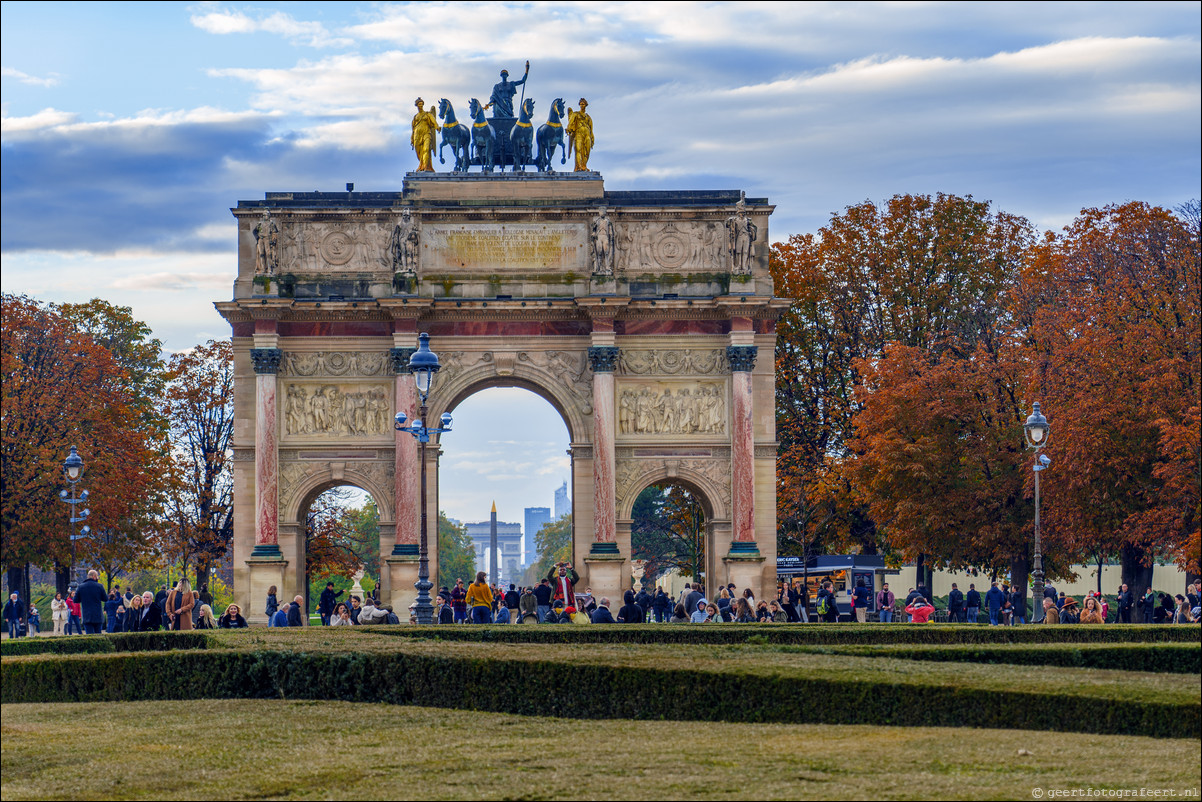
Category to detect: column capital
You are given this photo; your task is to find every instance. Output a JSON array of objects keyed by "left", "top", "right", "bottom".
[
  {"left": 250, "top": 348, "right": 283, "bottom": 374},
  {"left": 390, "top": 347, "right": 416, "bottom": 374},
  {"left": 588, "top": 346, "right": 620, "bottom": 373},
  {"left": 726, "top": 345, "right": 758, "bottom": 373}
]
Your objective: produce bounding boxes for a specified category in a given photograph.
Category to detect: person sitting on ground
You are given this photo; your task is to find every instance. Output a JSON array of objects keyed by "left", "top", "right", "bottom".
[
  {"left": 590, "top": 598, "right": 616, "bottom": 624},
  {"left": 358, "top": 597, "right": 389, "bottom": 625},
  {"left": 543, "top": 600, "right": 566, "bottom": 623},
  {"left": 905, "top": 597, "right": 935, "bottom": 623},
  {"left": 495, "top": 605, "right": 511, "bottom": 624},
  {"left": 669, "top": 602, "right": 690, "bottom": 624},
  {"left": 329, "top": 602, "right": 353, "bottom": 627},
  {"left": 617, "top": 590, "right": 644, "bottom": 623},
  {"left": 218, "top": 604, "right": 248, "bottom": 629},
  {"left": 730, "top": 597, "right": 754, "bottom": 623},
  {"left": 689, "top": 600, "right": 709, "bottom": 623},
  {"left": 1080, "top": 596, "right": 1106, "bottom": 624},
  {"left": 286, "top": 595, "right": 305, "bottom": 627},
  {"left": 703, "top": 603, "right": 721, "bottom": 623},
  {"left": 196, "top": 604, "right": 217, "bottom": 630},
  {"left": 519, "top": 586, "right": 538, "bottom": 623},
  {"left": 1041, "top": 597, "right": 1060, "bottom": 624}
]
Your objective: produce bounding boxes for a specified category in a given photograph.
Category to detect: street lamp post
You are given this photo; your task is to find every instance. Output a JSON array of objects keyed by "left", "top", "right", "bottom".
[
  {"left": 58, "top": 446, "right": 92, "bottom": 590},
  {"left": 1023, "top": 403, "right": 1051, "bottom": 623},
  {"left": 394, "top": 333, "right": 453, "bottom": 626}
]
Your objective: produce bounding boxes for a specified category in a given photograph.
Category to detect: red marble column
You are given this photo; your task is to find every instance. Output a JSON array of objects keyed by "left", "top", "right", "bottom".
[
  {"left": 251, "top": 348, "right": 282, "bottom": 556},
  {"left": 727, "top": 345, "right": 758, "bottom": 546},
  {"left": 588, "top": 346, "right": 619, "bottom": 551},
  {"left": 391, "top": 347, "right": 419, "bottom": 555}
]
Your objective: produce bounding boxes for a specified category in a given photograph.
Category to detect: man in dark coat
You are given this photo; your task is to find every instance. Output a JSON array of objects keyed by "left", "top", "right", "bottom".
[
  {"left": 947, "top": 583, "right": 965, "bottom": 623},
  {"left": 532, "top": 579, "right": 553, "bottom": 623},
  {"left": 317, "top": 582, "right": 341, "bottom": 626},
  {"left": 4, "top": 593, "right": 24, "bottom": 639},
  {"left": 590, "top": 597, "right": 616, "bottom": 624},
  {"left": 965, "top": 583, "right": 982, "bottom": 624},
  {"left": 984, "top": 582, "right": 1006, "bottom": 626},
  {"left": 503, "top": 584, "right": 520, "bottom": 621},
  {"left": 1117, "top": 584, "right": 1133, "bottom": 623},
  {"left": 652, "top": 587, "right": 671, "bottom": 623},
  {"left": 74, "top": 570, "right": 107, "bottom": 635},
  {"left": 1139, "top": 589, "right": 1156, "bottom": 624},
  {"left": 1010, "top": 587, "right": 1027, "bottom": 625},
  {"left": 138, "top": 592, "right": 163, "bottom": 631},
  {"left": 287, "top": 595, "right": 305, "bottom": 627}
]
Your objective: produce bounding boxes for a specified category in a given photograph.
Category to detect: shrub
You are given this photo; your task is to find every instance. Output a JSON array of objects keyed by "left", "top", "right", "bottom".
[{"left": 0, "top": 631, "right": 208, "bottom": 657}]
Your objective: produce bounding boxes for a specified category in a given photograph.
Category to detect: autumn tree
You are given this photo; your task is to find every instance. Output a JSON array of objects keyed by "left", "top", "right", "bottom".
[
  {"left": 631, "top": 483, "right": 706, "bottom": 586},
  {"left": 159, "top": 340, "right": 234, "bottom": 594},
  {"left": 1, "top": 295, "right": 166, "bottom": 598},
  {"left": 304, "top": 488, "right": 363, "bottom": 611},
  {"left": 438, "top": 512, "right": 477, "bottom": 585},
  {"left": 772, "top": 194, "right": 1035, "bottom": 562},
  {"left": 1022, "top": 202, "right": 1200, "bottom": 614}
]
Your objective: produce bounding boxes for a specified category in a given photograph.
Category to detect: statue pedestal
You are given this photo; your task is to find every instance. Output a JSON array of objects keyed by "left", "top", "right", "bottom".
[
  {"left": 584, "top": 549, "right": 626, "bottom": 608},
  {"left": 590, "top": 275, "right": 617, "bottom": 295},
  {"left": 385, "top": 555, "right": 420, "bottom": 616},
  {"left": 723, "top": 543, "right": 765, "bottom": 600},
  {"left": 246, "top": 556, "right": 288, "bottom": 626}
]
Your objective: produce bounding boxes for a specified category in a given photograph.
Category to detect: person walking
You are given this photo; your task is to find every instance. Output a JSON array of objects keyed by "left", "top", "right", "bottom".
[
  {"left": 286, "top": 595, "right": 305, "bottom": 626},
  {"left": 74, "top": 570, "right": 107, "bottom": 635},
  {"left": 947, "top": 583, "right": 964, "bottom": 623},
  {"left": 1010, "top": 586, "right": 1027, "bottom": 625},
  {"left": 984, "top": 581, "right": 1005, "bottom": 626},
  {"left": 965, "top": 583, "right": 982, "bottom": 624},
  {"left": 876, "top": 584, "right": 895, "bottom": 623},
  {"left": 451, "top": 578, "right": 470, "bottom": 623},
  {"left": 50, "top": 592, "right": 68, "bottom": 636},
  {"left": 265, "top": 585, "right": 279, "bottom": 627},
  {"left": 467, "top": 572, "right": 493, "bottom": 624},
  {"left": 652, "top": 587, "right": 672, "bottom": 623},
  {"left": 318, "top": 582, "right": 341, "bottom": 627},
  {"left": 816, "top": 581, "right": 839, "bottom": 623},
  {"left": 104, "top": 591, "right": 122, "bottom": 633},
  {"left": 3, "top": 593, "right": 23, "bottom": 639}
]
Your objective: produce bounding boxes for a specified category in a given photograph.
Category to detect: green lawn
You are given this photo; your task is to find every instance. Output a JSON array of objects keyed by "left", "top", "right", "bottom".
[{"left": 2, "top": 700, "right": 1199, "bottom": 801}]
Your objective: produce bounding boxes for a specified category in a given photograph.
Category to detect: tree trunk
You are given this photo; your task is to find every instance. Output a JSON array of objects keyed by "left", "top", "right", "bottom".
[
  {"left": 915, "top": 553, "right": 926, "bottom": 595},
  {"left": 1120, "top": 543, "right": 1154, "bottom": 623},
  {"left": 55, "top": 563, "right": 70, "bottom": 598},
  {"left": 22, "top": 564, "right": 32, "bottom": 626},
  {"left": 1010, "top": 553, "right": 1030, "bottom": 620},
  {"left": 195, "top": 558, "right": 210, "bottom": 595},
  {"left": 6, "top": 566, "right": 22, "bottom": 599},
  {"left": 1096, "top": 554, "right": 1104, "bottom": 594}
]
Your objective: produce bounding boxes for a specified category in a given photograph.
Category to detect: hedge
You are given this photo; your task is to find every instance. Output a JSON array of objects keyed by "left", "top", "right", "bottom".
[
  {"left": 364, "top": 623, "right": 1200, "bottom": 646},
  {"left": 3, "top": 647, "right": 1195, "bottom": 738},
  {"left": 0, "top": 631, "right": 208, "bottom": 658},
  {"left": 810, "top": 643, "right": 1201, "bottom": 674}
]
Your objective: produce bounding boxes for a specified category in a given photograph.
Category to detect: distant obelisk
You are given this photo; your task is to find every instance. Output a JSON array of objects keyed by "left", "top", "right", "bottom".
[{"left": 490, "top": 501, "right": 498, "bottom": 584}]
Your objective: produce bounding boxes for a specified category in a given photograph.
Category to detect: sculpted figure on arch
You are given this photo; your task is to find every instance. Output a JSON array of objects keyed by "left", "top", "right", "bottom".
[
  {"left": 411, "top": 98, "right": 441, "bottom": 172},
  {"left": 390, "top": 208, "right": 419, "bottom": 275},
  {"left": 591, "top": 207, "right": 615, "bottom": 276},
  {"left": 566, "top": 98, "right": 594, "bottom": 172},
  {"left": 727, "top": 193, "right": 757, "bottom": 275},
  {"left": 253, "top": 211, "right": 279, "bottom": 275}
]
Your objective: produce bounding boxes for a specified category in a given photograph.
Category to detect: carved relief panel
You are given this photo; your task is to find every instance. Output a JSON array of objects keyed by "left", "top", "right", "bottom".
[
  {"left": 281, "top": 382, "right": 392, "bottom": 440},
  {"left": 275, "top": 221, "right": 394, "bottom": 274},
  {"left": 617, "top": 381, "right": 727, "bottom": 437},
  {"left": 616, "top": 221, "right": 725, "bottom": 274},
  {"left": 615, "top": 457, "right": 732, "bottom": 516}
]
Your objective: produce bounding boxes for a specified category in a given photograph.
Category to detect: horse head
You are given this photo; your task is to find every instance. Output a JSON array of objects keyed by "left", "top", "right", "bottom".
[
  {"left": 520, "top": 97, "right": 535, "bottom": 121},
  {"left": 469, "top": 98, "right": 484, "bottom": 120},
  {"left": 549, "top": 98, "right": 565, "bottom": 122},
  {"left": 438, "top": 98, "right": 451, "bottom": 120}
]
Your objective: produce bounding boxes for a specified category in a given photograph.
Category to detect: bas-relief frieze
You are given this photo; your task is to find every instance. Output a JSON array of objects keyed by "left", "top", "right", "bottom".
[
  {"left": 274, "top": 221, "right": 394, "bottom": 274},
  {"left": 615, "top": 458, "right": 731, "bottom": 513},
  {"left": 278, "top": 459, "right": 394, "bottom": 519},
  {"left": 618, "top": 381, "right": 726, "bottom": 436},
  {"left": 436, "top": 349, "right": 593, "bottom": 416},
  {"left": 423, "top": 223, "right": 588, "bottom": 272},
  {"left": 616, "top": 221, "right": 724, "bottom": 274},
  {"left": 280, "top": 351, "right": 391, "bottom": 378},
  {"left": 618, "top": 349, "right": 728, "bottom": 376},
  {"left": 282, "top": 382, "right": 392, "bottom": 438}
]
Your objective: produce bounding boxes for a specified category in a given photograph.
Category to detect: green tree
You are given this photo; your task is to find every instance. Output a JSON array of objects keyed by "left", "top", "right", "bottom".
[
  {"left": 342, "top": 499, "right": 382, "bottom": 580},
  {"left": 631, "top": 484, "right": 705, "bottom": 586},
  {"left": 526, "top": 515, "right": 573, "bottom": 584},
  {"left": 437, "top": 512, "right": 476, "bottom": 585}
]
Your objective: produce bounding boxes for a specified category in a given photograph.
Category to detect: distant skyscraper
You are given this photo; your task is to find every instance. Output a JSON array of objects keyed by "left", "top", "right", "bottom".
[
  {"left": 554, "top": 480, "right": 570, "bottom": 519},
  {"left": 524, "top": 507, "right": 551, "bottom": 566}
]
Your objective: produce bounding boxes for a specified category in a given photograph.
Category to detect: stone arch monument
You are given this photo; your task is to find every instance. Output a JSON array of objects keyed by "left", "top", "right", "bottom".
[{"left": 218, "top": 172, "right": 786, "bottom": 622}]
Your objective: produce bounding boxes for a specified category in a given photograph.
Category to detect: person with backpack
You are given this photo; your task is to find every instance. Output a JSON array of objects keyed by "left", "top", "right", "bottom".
[
  {"left": 816, "top": 581, "right": 839, "bottom": 623},
  {"left": 652, "top": 587, "right": 672, "bottom": 623}
]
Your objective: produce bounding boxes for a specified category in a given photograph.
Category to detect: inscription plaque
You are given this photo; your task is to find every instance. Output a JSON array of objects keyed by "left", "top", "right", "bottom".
[{"left": 424, "top": 223, "right": 587, "bottom": 272}]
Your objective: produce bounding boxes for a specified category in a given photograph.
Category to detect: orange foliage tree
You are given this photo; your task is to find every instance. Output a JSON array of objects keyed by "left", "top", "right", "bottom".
[
  {"left": 1022, "top": 202, "right": 1200, "bottom": 610},
  {"left": 1, "top": 295, "right": 167, "bottom": 596}
]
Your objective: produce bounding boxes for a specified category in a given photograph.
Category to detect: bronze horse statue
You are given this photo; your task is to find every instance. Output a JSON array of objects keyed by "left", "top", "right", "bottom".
[
  {"left": 438, "top": 98, "right": 471, "bottom": 173},
  {"left": 467, "top": 98, "right": 496, "bottom": 173},
  {"left": 535, "top": 97, "right": 567, "bottom": 173},
  {"left": 509, "top": 97, "right": 536, "bottom": 172}
]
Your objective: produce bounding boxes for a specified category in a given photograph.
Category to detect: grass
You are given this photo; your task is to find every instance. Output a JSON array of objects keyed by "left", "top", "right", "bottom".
[{"left": 2, "top": 700, "right": 1199, "bottom": 801}]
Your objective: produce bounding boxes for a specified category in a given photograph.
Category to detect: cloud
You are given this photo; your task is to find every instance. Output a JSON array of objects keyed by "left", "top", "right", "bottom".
[
  {"left": 189, "top": 7, "right": 353, "bottom": 48},
  {"left": 1, "top": 67, "right": 60, "bottom": 87}
]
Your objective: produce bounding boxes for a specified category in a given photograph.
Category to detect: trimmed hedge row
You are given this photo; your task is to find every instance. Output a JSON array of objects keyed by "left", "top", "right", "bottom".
[
  {"left": 814, "top": 643, "right": 1201, "bottom": 674},
  {"left": 2, "top": 647, "right": 1195, "bottom": 738},
  {"left": 364, "top": 623, "right": 1200, "bottom": 646},
  {"left": 0, "top": 631, "right": 208, "bottom": 657}
]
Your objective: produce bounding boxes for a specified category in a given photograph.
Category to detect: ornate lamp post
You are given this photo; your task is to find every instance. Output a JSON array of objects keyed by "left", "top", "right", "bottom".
[
  {"left": 1023, "top": 403, "right": 1051, "bottom": 623},
  {"left": 58, "top": 446, "right": 92, "bottom": 590},
  {"left": 394, "top": 333, "right": 453, "bottom": 625}
]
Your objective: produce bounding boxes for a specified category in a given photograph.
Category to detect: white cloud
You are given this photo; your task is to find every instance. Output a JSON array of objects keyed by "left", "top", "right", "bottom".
[
  {"left": 190, "top": 7, "right": 353, "bottom": 48},
  {"left": 1, "top": 107, "right": 77, "bottom": 135},
  {"left": 1, "top": 67, "right": 60, "bottom": 87}
]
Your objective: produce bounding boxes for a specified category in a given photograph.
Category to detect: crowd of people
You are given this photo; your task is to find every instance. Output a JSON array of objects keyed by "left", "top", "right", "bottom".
[{"left": 2, "top": 570, "right": 249, "bottom": 638}]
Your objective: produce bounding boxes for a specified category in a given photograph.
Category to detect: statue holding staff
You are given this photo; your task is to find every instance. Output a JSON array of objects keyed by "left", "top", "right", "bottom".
[{"left": 485, "top": 62, "right": 529, "bottom": 118}]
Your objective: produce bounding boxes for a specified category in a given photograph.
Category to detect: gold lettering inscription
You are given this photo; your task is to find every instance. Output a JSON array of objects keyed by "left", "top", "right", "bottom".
[{"left": 426, "top": 224, "right": 586, "bottom": 272}]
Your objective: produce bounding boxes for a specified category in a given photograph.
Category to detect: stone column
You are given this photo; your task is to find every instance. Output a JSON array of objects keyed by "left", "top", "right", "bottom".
[
  {"left": 247, "top": 346, "right": 286, "bottom": 624},
  {"left": 584, "top": 345, "right": 623, "bottom": 603},
  {"left": 724, "top": 344, "right": 764, "bottom": 593},
  {"left": 385, "top": 345, "right": 420, "bottom": 612}
]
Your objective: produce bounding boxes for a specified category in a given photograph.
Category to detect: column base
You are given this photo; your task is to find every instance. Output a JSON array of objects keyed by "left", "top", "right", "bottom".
[
  {"left": 251, "top": 543, "right": 283, "bottom": 558},
  {"left": 723, "top": 542, "right": 765, "bottom": 600},
  {"left": 246, "top": 557, "right": 288, "bottom": 626},
  {"left": 584, "top": 550, "right": 625, "bottom": 607},
  {"left": 390, "top": 543, "right": 419, "bottom": 557},
  {"left": 385, "top": 555, "right": 420, "bottom": 617}
]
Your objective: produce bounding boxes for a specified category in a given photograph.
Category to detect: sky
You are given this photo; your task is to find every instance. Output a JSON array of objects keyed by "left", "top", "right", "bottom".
[{"left": 2, "top": 1, "right": 1199, "bottom": 526}]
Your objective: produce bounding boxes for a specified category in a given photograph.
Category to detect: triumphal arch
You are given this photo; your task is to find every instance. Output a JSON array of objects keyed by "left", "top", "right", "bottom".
[{"left": 218, "top": 96, "right": 784, "bottom": 622}]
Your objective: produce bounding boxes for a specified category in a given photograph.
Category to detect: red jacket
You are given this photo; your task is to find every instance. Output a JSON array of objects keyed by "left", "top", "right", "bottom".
[
  {"left": 65, "top": 598, "right": 81, "bottom": 616},
  {"left": 905, "top": 601, "right": 934, "bottom": 623}
]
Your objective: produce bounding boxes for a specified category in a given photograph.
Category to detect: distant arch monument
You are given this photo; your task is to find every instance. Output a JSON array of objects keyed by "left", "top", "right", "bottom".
[{"left": 218, "top": 172, "right": 784, "bottom": 622}]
